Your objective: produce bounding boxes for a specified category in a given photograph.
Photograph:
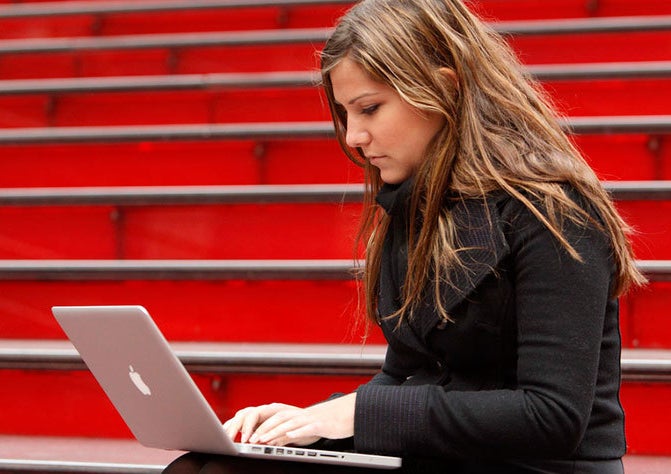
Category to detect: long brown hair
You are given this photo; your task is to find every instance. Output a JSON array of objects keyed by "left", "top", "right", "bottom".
[{"left": 320, "top": 0, "right": 646, "bottom": 324}]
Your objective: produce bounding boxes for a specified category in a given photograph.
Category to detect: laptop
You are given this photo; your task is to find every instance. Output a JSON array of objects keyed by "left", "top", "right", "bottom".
[{"left": 52, "top": 305, "right": 402, "bottom": 470}]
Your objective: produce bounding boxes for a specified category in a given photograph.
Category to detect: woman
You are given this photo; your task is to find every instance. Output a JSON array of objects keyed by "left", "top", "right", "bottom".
[{"left": 164, "top": 0, "right": 645, "bottom": 472}]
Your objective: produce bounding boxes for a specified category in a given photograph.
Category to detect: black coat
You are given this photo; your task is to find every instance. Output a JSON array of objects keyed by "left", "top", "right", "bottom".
[{"left": 353, "top": 180, "right": 625, "bottom": 472}]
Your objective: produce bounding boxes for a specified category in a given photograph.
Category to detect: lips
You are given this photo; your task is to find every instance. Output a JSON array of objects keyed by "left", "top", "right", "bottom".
[{"left": 367, "top": 155, "right": 387, "bottom": 163}]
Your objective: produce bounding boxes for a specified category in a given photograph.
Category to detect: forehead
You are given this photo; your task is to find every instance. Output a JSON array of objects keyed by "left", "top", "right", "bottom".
[{"left": 330, "top": 57, "right": 388, "bottom": 104}]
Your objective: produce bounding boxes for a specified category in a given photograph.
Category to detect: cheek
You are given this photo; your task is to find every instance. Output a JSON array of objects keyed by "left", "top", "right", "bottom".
[
  {"left": 405, "top": 120, "right": 441, "bottom": 158},
  {"left": 417, "top": 116, "right": 444, "bottom": 153}
]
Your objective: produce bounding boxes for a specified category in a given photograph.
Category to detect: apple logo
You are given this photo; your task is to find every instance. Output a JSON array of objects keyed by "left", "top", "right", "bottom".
[{"left": 128, "top": 365, "right": 152, "bottom": 396}]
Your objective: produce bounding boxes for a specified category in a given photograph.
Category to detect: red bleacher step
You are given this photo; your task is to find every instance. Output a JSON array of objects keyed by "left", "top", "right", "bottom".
[
  {"left": 0, "top": 133, "right": 669, "bottom": 188},
  {"left": 0, "top": 275, "right": 668, "bottom": 347},
  {"left": 0, "top": 203, "right": 361, "bottom": 259},
  {"left": 4, "top": 77, "right": 671, "bottom": 127},
  {"left": 0, "top": 199, "right": 669, "bottom": 260}
]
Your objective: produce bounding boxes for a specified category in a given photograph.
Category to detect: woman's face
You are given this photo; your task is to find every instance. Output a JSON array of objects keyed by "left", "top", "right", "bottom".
[{"left": 330, "top": 57, "right": 445, "bottom": 184}]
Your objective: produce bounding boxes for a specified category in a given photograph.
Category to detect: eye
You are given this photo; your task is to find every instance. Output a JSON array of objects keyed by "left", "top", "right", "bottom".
[{"left": 361, "top": 104, "right": 379, "bottom": 115}]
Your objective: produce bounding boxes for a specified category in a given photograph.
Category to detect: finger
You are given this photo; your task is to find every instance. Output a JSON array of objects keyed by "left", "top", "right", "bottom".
[
  {"left": 251, "top": 410, "right": 299, "bottom": 444},
  {"left": 239, "top": 409, "right": 264, "bottom": 444},
  {"left": 223, "top": 417, "right": 241, "bottom": 440},
  {"left": 223, "top": 410, "right": 246, "bottom": 440},
  {"left": 244, "top": 404, "right": 290, "bottom": 443},
  {"left": 258, "top": 414, "right": 309, "bottom": 444},
  {"left": 223, "top": 406, "right": 257, "bottom": 443}
]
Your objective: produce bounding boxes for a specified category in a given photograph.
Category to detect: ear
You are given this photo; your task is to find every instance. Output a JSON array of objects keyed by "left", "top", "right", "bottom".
[{"left": 437, "top": 67, "right": 459, "bottom": 91}]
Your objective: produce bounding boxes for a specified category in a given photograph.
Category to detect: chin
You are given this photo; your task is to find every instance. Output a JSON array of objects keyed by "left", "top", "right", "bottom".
[{"left": 380, "top": 173, "right": 410, "bottom": 185}]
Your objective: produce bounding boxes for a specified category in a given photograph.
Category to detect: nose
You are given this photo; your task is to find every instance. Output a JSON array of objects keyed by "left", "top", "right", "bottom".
[{"left": 345, "top": 120, "right": 371, "bottom": 149}]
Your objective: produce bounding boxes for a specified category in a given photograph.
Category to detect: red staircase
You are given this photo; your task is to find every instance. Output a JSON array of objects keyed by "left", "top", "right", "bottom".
[{"left": 1, "top": 0, "right": 671, "bottom": 471}]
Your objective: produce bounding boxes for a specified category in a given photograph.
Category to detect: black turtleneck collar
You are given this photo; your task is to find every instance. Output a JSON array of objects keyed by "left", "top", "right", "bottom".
[{"left": 375, "top": 179, "right": 415, "bottom": 216}]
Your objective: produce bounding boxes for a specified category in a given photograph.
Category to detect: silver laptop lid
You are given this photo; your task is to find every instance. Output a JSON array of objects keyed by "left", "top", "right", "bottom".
[{"left": 52, "top": 305, "right": 236, "bottom": 455}]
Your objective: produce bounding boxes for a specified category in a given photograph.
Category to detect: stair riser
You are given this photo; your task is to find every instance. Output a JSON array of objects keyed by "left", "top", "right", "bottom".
[
  {"left": 0, "top": 203, "right": 362, "bottom": 259},
  {"left": 0, "top": 201, "right": 668, "bottom": 259},
  {"left": 0, "top": 279, "right": 378, "bottom": 343},
  {"left": 0, "top": 134, "right": 669, "bottom": 188},
  {"left": 0, "top": 280, "right": 669, "bottom": 348}
]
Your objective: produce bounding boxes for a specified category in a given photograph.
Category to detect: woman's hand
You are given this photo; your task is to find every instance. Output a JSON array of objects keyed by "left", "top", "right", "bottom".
[{"left": 223, "top": 393, "right": 356, "bottom": 447}]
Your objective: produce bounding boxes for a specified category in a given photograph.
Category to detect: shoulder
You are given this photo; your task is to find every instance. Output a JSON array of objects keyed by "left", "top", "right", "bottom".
[
  {"left": 494, "top": 184, "right": 604, "bottom": 232},
  {"left": 493, "top": 184, "right": 614, "bottom": 271},
  {"left": 446, "top": 183, "right": 612, "bottom": 262}
]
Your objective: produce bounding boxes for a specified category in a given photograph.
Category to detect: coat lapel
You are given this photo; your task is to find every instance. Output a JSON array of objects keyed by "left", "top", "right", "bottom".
[
  {"left": 414, "top": 194, "right": 511, "bottom": 339},
  {"left": 379, "top": 192, "right": 511, "bottom": 355}
]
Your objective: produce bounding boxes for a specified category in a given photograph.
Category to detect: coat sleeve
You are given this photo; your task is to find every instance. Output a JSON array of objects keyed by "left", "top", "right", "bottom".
[{"left": 353, "top": 198, "right": 615, "bottom": 459}]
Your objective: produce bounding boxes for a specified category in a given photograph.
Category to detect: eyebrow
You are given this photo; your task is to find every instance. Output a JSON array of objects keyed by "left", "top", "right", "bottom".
[{"left": 348, "top": 92, "right": 380, "bottom": 105}]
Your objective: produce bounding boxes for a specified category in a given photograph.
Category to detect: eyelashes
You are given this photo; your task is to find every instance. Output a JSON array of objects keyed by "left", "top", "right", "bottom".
[
  {"left": 361, "top": 104, "right": 380, "bottom": 115},
  {"left": 334, "top": 103, "right": 380, "bottom": 122}
]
